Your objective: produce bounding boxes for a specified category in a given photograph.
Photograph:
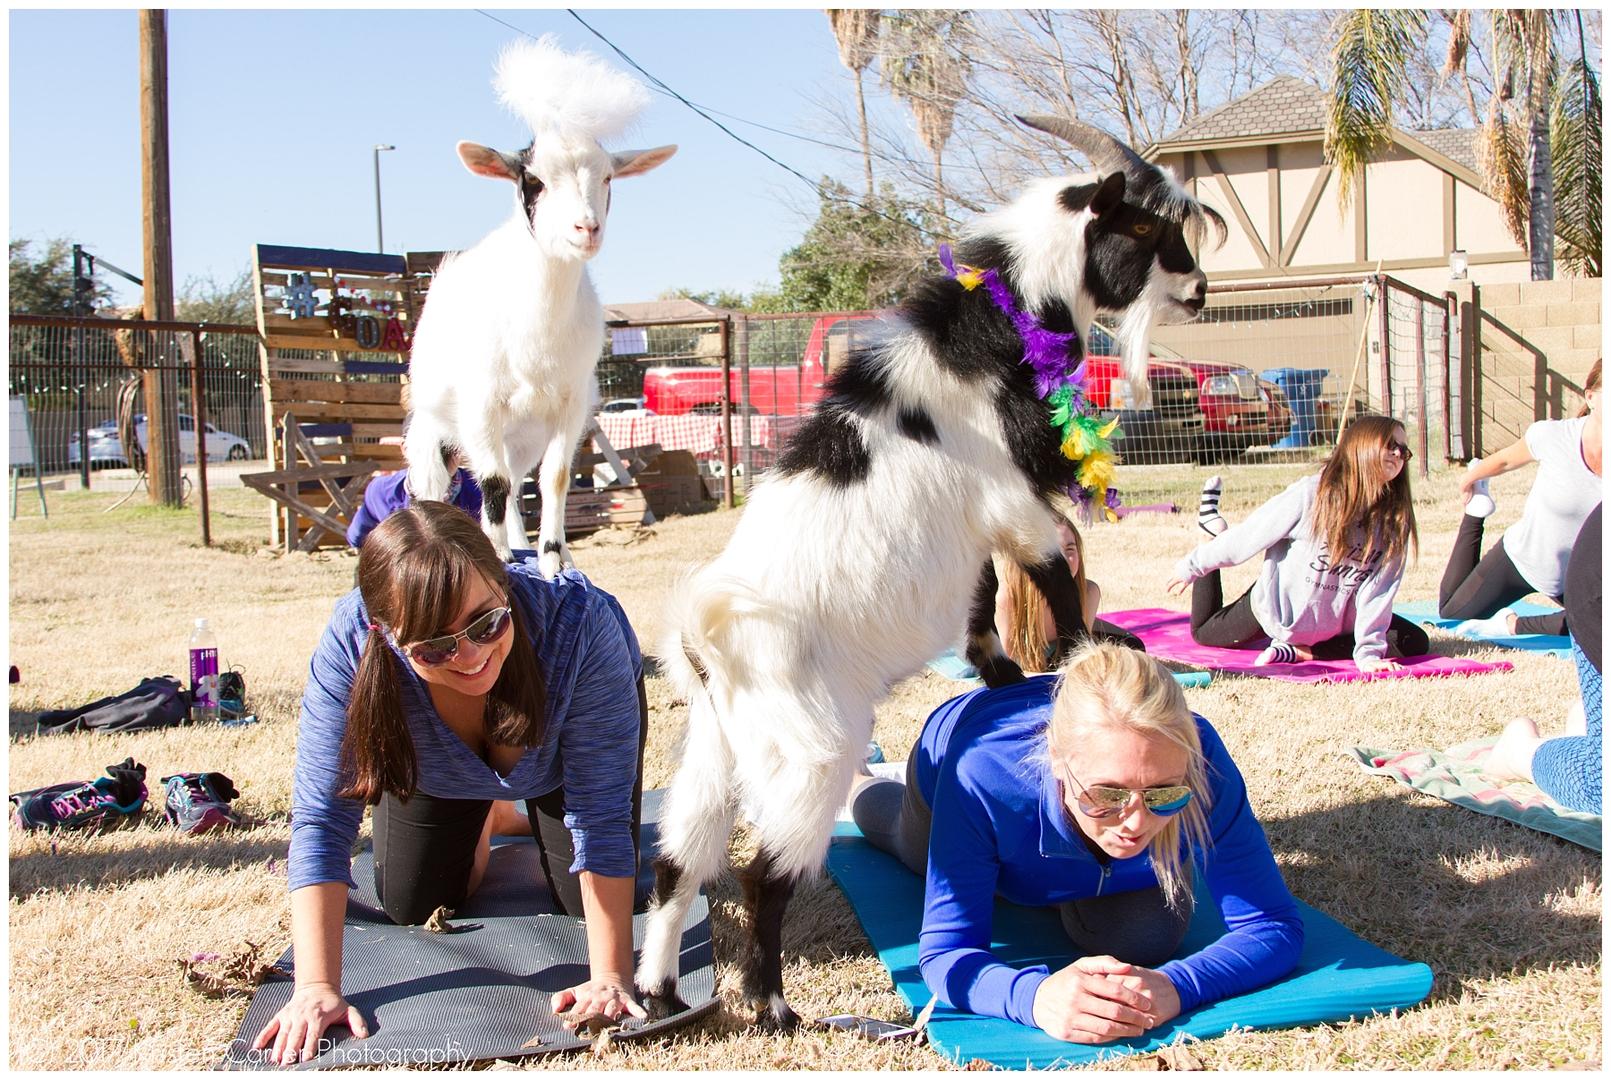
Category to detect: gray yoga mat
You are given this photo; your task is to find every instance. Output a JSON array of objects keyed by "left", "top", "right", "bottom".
[{"left": 222, "top": 791, "right": 715, "bottom": 1069}]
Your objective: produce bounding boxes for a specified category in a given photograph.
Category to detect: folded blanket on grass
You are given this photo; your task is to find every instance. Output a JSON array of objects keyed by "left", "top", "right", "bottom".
[
  {"left": 1394, "top": 599, "right": 1573, "bottom": 659},
  {"left": 824, "top": 820, "right": 1433, "bottom": 1069},
  {"left": 1099, "top": 608, "right": 1513, "bottom": 684},
  {"left": 1351, "top": 741, "right": 1602, "bottom": 852}
]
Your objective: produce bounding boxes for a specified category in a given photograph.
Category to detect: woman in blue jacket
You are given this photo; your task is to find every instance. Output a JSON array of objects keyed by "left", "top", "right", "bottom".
[{"left": 852, "top": 642, "right": 1303, "bottom": 1044}]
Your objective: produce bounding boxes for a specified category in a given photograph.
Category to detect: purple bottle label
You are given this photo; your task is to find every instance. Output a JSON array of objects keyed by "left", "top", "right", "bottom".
[{"left": 190, "top": 647, "right": 219, "bottom": 708}]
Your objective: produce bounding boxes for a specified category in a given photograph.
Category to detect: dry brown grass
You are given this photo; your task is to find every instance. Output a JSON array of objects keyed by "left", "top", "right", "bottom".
[{"left": 8, "top": 461, "right": 1601, "bottom": 1070}]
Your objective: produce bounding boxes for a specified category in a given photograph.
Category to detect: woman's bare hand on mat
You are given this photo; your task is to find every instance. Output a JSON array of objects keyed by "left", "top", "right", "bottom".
[
  {"left": 1118, "top": 964, "right": 1182, "bottom": 1026},
  {"left": 551, "top": 978, "right": 648, "bottom": 1029},
  {"left": 252, "top": 981, "right": 369, "bottom": 1066},
  {"left": 1356, "top": 657, "right": 1401, "bottom": 674},
  {"left": 1032, "top": 955, "right": 1155, "bottom": 1043}
]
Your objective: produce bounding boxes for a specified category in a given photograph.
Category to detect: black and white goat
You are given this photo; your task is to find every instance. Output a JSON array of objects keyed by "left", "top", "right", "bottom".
[
  {"left": 405, "top": 36, "right": 675, "bottom": 570},
  {"left": 636, "top": 117, "right": 1225, "bottom": 1028}
]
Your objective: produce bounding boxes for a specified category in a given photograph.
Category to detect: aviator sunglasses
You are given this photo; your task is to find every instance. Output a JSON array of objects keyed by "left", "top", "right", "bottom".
[
  {"left": 1061, "top": 758, "right": 1194, "bottom": 819},
  {"left": 399, "top": 603, "right": 514, "bottom": 667}
]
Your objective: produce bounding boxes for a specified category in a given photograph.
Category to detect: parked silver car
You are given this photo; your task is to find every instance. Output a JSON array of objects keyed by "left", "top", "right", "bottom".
[{"left": 67, "top": 414, "right": 253, "bottom": 468}]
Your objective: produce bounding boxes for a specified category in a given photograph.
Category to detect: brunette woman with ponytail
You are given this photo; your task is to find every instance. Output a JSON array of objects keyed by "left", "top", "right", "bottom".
[{"left": 254, "top": 503, "right": 647, "bottom": 1065}]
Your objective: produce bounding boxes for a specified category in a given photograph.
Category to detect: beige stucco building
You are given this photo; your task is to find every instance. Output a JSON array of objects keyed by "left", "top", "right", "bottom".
[{"left": 1143, "top": 76, "right": 1540, "bottom": 295}]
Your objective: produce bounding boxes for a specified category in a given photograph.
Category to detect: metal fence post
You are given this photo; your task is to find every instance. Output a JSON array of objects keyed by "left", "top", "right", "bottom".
[
  {"left": 1376, "top": 273, "right": 1391, "bottom": 417},
  {"left": 720, "top": 316, "right": 736, "bottom": 509},
  {"left": 188, "top": 328, "right": 211, "bottom": 546},
  {"left": 1413, "top": 299, "right": 1428, "bottom": 478}
]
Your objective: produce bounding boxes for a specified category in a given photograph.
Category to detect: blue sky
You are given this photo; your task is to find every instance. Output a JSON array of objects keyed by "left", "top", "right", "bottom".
[{"left": 8, "top": 8, "right": 872, "bottom": 310}]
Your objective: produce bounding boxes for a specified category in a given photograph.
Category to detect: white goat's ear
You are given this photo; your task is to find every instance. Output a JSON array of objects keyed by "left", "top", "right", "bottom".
[
  {"left": 610, "top": 145, "right": 677, "bottom": 179},
  {"left": 457, "top": 141, "right": 524, "bottom": 182},
  {"left": 1088, "top": 171, "right": 1127, "bottom": 219}
]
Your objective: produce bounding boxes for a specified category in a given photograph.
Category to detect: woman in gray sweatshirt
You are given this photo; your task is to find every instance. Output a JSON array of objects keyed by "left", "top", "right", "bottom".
[{"left": 1168, "top": 416, "right": 1428, "bottom": 671}]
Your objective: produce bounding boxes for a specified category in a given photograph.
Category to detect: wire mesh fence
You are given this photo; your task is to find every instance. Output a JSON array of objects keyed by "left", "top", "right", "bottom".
[{"left": 8, "top": 318, "right": 264, "bottom": 481}]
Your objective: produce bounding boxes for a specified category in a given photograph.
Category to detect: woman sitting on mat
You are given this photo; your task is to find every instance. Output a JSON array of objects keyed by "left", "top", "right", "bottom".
[
  {"left": 1486, "top": 505, "right": 1602, "bottom": 813},
  {"left": 1167, "top": 415, "right": 1428, "bottom": 671},
  {"left": 994, "top": 515, "right": 1143, "bottom": 671},
  {"left": 850, "top": 643, "right": 1303, "bottom": 1043},
  {"left": 254, "top": 503, "right": 648, "bottom": 1065},
  {"left": 1437, "top": 359, "right": 1600, "bottom": 639}
]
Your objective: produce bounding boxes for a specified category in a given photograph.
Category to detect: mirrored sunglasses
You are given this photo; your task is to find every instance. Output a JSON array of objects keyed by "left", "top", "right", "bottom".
[
  {"left": 403, "top": 605, "right": 513, "bottom": 667},
  {"left": 1063, "top": 760, "right": 1194, "bottom": 819}
]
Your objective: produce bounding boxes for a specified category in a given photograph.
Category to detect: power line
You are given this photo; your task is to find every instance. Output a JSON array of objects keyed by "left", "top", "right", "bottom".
[{"left": 472, "top": 8, "right": 953, "bottom": 237}]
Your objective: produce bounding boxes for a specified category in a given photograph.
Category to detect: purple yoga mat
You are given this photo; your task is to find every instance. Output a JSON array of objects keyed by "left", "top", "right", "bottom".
[{"left": 1100, "top": 608, "right": 1514, "bottom": 684}]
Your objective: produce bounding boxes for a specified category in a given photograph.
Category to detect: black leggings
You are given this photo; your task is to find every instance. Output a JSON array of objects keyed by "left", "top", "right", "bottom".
[
  {"left": 371, "top": 677, "right": 649, "bottom": 924},
  {"left": 1190, "top": 571, "right": 1430, "bottom": 659},
  {"left": 1438, "top": 515, "right": 1568, "bottom": 636}
]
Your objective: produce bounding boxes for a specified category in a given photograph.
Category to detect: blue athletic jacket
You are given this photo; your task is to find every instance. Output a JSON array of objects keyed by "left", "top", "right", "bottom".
[
  {"left": 288, "top": 564, "right": 641, "bottom": 892},
  {"left": 912, "top": 677, "right": 1304, "bottom": 1026}
]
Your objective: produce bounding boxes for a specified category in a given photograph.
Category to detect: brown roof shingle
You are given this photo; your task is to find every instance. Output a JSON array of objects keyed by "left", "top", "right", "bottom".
[{"left": 1154, "top": 76, "right": 1328, "bottom": 146}]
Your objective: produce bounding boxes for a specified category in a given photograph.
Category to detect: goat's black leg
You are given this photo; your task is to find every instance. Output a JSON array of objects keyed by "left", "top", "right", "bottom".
[
  {"left": 1026, "top": 552, "right": 1091, "bottom": 665},
  {"left": 638, "top": 857, "right": 691, "bottom": 1020},
  {"left": 963, "top": 558, "right": 1027, "bottom": 688},
  {"left": 738, "top": 848, "right": 802, "bottom": 1032}
]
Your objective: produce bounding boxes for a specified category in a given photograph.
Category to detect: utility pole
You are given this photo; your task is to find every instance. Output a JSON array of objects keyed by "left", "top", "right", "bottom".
[{"left": 140, "top": 8, "right": 183, "bottom": 506}]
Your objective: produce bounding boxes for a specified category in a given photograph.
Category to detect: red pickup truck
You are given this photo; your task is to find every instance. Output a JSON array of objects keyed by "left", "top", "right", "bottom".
[
  {"left": 640, "top": 314, "right": 1297, "bottom": 465},
  {"left": 641, "top": 314, "right": 875, "bottom": 417}
]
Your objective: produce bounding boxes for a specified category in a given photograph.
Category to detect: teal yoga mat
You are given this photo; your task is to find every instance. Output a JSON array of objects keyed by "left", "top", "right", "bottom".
[
  {"left": 825, "top": 821, "right": 1433, "bottom": 1069},
  {"left": 1396, "top": 599, "right": 1572, "bottom": 659}
]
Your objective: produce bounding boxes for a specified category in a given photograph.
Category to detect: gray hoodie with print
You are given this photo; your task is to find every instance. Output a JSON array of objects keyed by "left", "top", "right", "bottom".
[{"left": 1173, "top": 474, "right": 1406, "bottom": 664}]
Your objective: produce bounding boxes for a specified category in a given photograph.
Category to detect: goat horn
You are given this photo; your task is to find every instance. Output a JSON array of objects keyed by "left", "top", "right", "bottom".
[{"left": 1015, "top": 114, "right": 1149, "bottom": 180}]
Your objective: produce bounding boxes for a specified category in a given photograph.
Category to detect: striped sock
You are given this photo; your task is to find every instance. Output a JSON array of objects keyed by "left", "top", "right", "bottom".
[
  {"left": 1198, "top": 475, "right": 1227, "bottom": 536},
  {"left": 1255, "top": 642, "right": 1298, "bottom": 666}
]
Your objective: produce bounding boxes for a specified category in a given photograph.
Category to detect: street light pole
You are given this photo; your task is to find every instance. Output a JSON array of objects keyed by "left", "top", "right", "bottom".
[{"left": 373, "top": 143, "right": 396, "bottom": 253}]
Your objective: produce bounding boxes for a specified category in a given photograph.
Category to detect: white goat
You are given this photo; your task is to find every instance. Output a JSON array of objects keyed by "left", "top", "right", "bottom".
[
  {"left": 405, "top": 36, "right": 675, "bottom": 570},
  {"left": 636, "top": 118, "right": 1225, "bottom": 1029}
]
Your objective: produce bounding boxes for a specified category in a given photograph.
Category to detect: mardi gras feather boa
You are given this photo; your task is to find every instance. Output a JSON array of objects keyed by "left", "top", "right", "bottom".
[{"left": 938, "top": 245, "right": 1123, "bottom": 522}]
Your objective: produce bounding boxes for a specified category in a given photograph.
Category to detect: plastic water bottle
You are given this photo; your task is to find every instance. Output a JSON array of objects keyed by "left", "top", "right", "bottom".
[{"left": 188, "top": 618, "right": 220, "bottom": 724}]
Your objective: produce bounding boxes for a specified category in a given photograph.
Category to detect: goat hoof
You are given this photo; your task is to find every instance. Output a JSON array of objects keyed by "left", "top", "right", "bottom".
[
  {"left": 754, "top": 998, "right": 801, "bottom": 1033},
  {"left": 977, "top": 657, "right": 1027, "bottom": 688},
  {"left": 640, "top": 982, "right": 688, "bottom": 1022}
]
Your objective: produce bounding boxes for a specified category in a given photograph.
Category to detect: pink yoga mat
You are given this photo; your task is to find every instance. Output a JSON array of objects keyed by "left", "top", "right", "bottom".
[{"left": 1101, "top": 608, "right": 1514, "bottom": 684}]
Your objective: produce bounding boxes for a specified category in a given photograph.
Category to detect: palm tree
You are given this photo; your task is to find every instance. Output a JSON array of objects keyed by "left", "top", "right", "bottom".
[
  {"left": 826, "top": 9, "right": 882, "bottom": 204},
  {"left": 1328, "top": 10, "right": 1583, "bottom": 280},
  {"left": 879, "top": 9, "right": 971, "bottom": 226}
]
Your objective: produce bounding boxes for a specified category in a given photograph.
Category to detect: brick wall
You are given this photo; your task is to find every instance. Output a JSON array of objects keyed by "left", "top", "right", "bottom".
[{"left": 1471, "top": 276, "right": 1600, "bottom": 454}]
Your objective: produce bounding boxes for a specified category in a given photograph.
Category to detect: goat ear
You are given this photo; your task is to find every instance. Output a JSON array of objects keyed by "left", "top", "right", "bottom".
[
  {"left": 610, "top": 145, "right": 677, "bottom": 179},
  {"left": 457, "top": 141, "right": 523, "bottom": 182},
  {"left": 1088, "top": 171, "right": 1127, "bottom": 219}
]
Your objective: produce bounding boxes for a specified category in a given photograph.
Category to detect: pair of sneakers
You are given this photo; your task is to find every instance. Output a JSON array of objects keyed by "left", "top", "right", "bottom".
[
  {"left": 10, "top": 760, "right": 241, "bottom": 835},
  {"left": 11, "top": 757, "right": 150, "bottom": 833}
]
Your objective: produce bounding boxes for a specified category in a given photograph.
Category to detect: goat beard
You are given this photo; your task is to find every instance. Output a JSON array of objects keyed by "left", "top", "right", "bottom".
[{"left": 1111, "top": 283, "right": 1169, "bottom": 412}]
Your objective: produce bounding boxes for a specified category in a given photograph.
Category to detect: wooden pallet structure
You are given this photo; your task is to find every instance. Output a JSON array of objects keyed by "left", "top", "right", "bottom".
[
  {"left": 242, "top": 242, "right": 661, "bottom": 552},
  {"left": 246, "top": 243, "right": 414, "bottom": 551}
]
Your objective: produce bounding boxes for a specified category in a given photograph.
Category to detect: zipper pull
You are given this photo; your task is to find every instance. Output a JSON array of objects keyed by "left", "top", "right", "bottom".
[{"left": 1097, "top": 863, "right": 1110, "bottom": 896}]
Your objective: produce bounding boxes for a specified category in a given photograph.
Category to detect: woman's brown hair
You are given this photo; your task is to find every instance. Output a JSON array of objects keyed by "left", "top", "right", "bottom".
[
  {"left": 338, "top": 502, "right": 546, "bottom": 803},
  {"left": 999, "top": 517, "right": 1092, "bottom": 673},
  {"left": 1578, "top": 358, "right": 1601, "bottom": 418},
  {"left": 1309, "top": 414, "right": 1418, "bottom": 570}
]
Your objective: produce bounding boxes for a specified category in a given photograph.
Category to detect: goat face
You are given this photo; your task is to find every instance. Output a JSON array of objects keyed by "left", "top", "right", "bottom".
[
  {"left": 457, "top": 137, "right": 676, "bottom": 262},
  {"left": 1015, "top": 115, "right": 1226, "bottom": 406}
]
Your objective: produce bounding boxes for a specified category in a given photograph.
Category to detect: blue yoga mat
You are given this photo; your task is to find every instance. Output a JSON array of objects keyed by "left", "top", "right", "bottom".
[
  {"left": 825, "top": 822, "right": 1433, "bottom": 1069},
  {"left": 927, "top": 649, "right": 1212, "bottom": 688},
  {"left": 1396, "top": 599, "right": 1572, "bottom": 659}
]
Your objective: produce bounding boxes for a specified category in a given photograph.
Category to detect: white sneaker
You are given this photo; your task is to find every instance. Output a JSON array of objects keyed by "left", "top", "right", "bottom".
[{"left": 1464, "top": 463, "right": 1496, "bottom": 519}]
